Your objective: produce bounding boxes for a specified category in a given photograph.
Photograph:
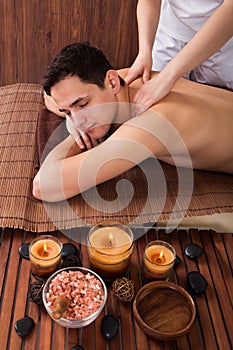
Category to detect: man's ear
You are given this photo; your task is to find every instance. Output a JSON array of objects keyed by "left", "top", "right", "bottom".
[{"left": 105, "top": 70, "right": 121, "bottom": 94}]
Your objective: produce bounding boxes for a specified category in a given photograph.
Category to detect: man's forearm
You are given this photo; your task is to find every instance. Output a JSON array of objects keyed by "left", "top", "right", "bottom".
[{"left": 33, "top": 135, "right": 81, "bottom": 201}]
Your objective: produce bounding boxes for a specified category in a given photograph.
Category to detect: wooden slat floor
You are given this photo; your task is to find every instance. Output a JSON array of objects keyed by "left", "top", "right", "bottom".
[{"left": 0, "top": 226, "right": 232, "bottom": 350}]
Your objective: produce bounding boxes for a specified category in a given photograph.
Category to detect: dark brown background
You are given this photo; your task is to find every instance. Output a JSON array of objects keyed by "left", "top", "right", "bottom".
[{"left": 0, "top": 0, "right": 138, "bottom": 86}]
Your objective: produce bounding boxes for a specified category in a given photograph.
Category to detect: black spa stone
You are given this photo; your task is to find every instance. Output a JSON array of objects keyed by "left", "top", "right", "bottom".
[
  {"left": 62, "top": 243, "right": 78, "bottom": 259},
  {"left": 71, "top": 346, "right": 85, "bottom": 350},
  {"left": 187, "top": 271, "right": 208, "bottom": 294},
  {"left": 174, "top": 255, "right": 181, "bottom": 265},
  {"left": 61, "top": 255, "right": 83, "bottom": 268},
  {"left": 185, "top": 243, "right": 203, "bottom": 259},
  {"left": 14, "top": 316, "right": 34, "bottom": 337},
  {"left": 18, "top": 243, "right": 30, "bottom": 260},
  {"left": 101, "top": 315, "right": 119, "bottom": 340}
]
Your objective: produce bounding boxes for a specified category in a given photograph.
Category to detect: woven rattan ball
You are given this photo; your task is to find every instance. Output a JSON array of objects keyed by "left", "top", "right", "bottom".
[
  {"left": 29, "top": 279, "right": 45, "bottom": 305},
  {"left": 112, "top": 277, "right": 135, "bottom": 302}
]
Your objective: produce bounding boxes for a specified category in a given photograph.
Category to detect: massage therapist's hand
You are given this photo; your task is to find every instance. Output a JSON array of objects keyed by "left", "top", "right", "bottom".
[
  {"left": 124, "top": 55, "right": 176, "bottom": 115},
  {"left": 66, "top": 117, "right": 104, "bottom": 150},
  {"left": 125, "top": 52, "right": 152, "bottom": 85},
  {"left": 132, "top": 70, "right": 177, "bottom": 115}
]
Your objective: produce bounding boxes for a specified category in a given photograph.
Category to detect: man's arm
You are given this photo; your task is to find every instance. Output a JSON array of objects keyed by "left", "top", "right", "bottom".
[
  {"left": 32, "top": 108, "right": 192, "bottom": 203},
  {"left": 32, "top": 112, "right": 169, "bottom": 202},
  {"left": 33, "top": 131, "right": 137, "bottom": 202}
]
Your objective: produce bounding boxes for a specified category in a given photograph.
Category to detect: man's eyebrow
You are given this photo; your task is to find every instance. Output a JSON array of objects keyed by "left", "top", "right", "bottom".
[{"left": 58, "top": 95, "right": 89, "bottom": 112}]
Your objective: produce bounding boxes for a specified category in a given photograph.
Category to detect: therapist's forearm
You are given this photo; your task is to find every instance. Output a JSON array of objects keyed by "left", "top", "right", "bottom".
[
  {"left": 137, "top": 0, "right": 161, "bottom": 53},
  {"left": 163, "top": 0, "right": 233, "bottom": 81}
]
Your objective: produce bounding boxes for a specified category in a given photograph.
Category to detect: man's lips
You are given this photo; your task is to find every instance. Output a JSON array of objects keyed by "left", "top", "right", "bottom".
[{"left": 83, "top": 124, "right": 96, "bottom": 133}]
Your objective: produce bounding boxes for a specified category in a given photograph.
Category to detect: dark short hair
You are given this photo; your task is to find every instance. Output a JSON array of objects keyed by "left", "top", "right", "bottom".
[{"left": 43, "top": 42, "right": 125, "bottom": 95}]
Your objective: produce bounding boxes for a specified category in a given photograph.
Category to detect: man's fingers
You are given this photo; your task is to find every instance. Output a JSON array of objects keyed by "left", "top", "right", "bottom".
[
  {"left": 74, "top": 136, "right": 86, "bottom": 149},
  {"left": 79, "top": 133, "right": 93, "bottom": 150},
  {"left": 66, "top": 116, "right": 106, "bottom": 150}
]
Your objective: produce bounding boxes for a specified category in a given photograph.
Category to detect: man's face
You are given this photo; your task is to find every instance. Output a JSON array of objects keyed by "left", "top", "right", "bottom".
[{"left": 51, "top": 75, "right": 118, "bottom": 139}]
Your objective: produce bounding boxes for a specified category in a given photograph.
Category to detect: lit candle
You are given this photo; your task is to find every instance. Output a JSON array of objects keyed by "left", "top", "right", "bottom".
[
  {"left": 29, "top": 235, "right": 62, "bottom": 278},
  {"left": 108, "top": 232, "right": 114, "bottom": 246},
  {"left": 87, "top": 222, "right": 134, "bottom": 280},
  {"left": 142, "top": 241, "right": 176, "bottom": 281}
]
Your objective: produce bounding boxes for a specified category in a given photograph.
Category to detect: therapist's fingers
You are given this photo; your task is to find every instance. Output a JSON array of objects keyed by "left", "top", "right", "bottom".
[
  {"left": 142, "top": 67, "right": 151, "bottom": 84},
  {"left": 132, "top": 86, "right": 155, "bottom": 116},
  {"left": 133, "top": 78, "right": 166, "bottom": 113},
  {"left": 131, "top": 100, "right": 153, "bottom": 117},
  {"left": 124, "top": 69, "right": 140, "bottom": 85},
  {"left": 134, "top": 72, "right": 177, "bottom": 112}
]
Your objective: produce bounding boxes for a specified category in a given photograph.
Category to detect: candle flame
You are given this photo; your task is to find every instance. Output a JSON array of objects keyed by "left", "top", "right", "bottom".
[
  {"left": 43, "top": 243, "right": 48, "bottom": 254},
  {"left": 108, "top": 232, "right": 114, "bottom": 246},
  {"left": 159, "top": 249, "right": 164, "bottom": 260},
  {"left": 154, "top": 249, "right": 165, "bottom": 264}
]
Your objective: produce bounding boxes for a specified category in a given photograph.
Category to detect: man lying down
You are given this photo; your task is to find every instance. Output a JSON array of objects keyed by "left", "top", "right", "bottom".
[{"left": 33, "top": 42, "right": 233, "bottom": 203}]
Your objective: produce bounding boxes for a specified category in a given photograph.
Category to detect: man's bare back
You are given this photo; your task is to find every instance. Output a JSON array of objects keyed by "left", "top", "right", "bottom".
[{"left": 118, "top": 69, "right": 233, "bottom": 173}]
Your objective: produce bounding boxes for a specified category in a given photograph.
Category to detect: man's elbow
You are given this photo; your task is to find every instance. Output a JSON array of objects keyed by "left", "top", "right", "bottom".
[
  {"left": 32, "top": 176, "right": 56, "bottom": 202},
  {"left": 33, "top": 177, "right": 42, "bottom": 200},
  {"left": 32, "top": 174, "right": 70, "bottom": 202}
]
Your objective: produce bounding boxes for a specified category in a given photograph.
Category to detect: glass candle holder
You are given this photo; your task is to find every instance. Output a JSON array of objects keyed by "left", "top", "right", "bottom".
[
  {"left": 29, "top": 235, "right": 63, "bottom": 278},
  {"left": 142, "top": 240, "right": 176, "bottom": 281},
  {"left": 87, "top": 221, "right": 134, "bottom": 281}
]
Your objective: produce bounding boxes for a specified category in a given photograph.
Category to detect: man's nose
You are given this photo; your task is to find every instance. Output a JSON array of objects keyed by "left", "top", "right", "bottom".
[{"left": 71, "top": 111, "right": 87, "bottom": 128}]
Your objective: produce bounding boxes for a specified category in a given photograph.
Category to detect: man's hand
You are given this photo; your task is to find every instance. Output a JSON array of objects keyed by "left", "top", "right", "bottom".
[
  {"left": 66, "top": 117, "right": 104, "bottom": 150},
  {"left": 43, "top": 91, "right": 66, "bottom": 118}
]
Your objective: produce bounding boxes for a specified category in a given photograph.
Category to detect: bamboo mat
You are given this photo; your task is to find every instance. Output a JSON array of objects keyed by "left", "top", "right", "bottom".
[{"left": 0, "top": 83, "right": 232, "bottom": 233}]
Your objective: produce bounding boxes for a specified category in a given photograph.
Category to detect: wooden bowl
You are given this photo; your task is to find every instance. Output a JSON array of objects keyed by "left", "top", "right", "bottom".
[{"left": 133, "top": 281, "right": 196, "bottom": 341}]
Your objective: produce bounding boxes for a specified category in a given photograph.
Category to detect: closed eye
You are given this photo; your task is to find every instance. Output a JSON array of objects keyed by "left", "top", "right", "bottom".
[
  {"left": 58, "top": 95, "right": 89, "bottom": 114},
  {"left": 79, "top": 101, "right": 88, "bottom": 108}
]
